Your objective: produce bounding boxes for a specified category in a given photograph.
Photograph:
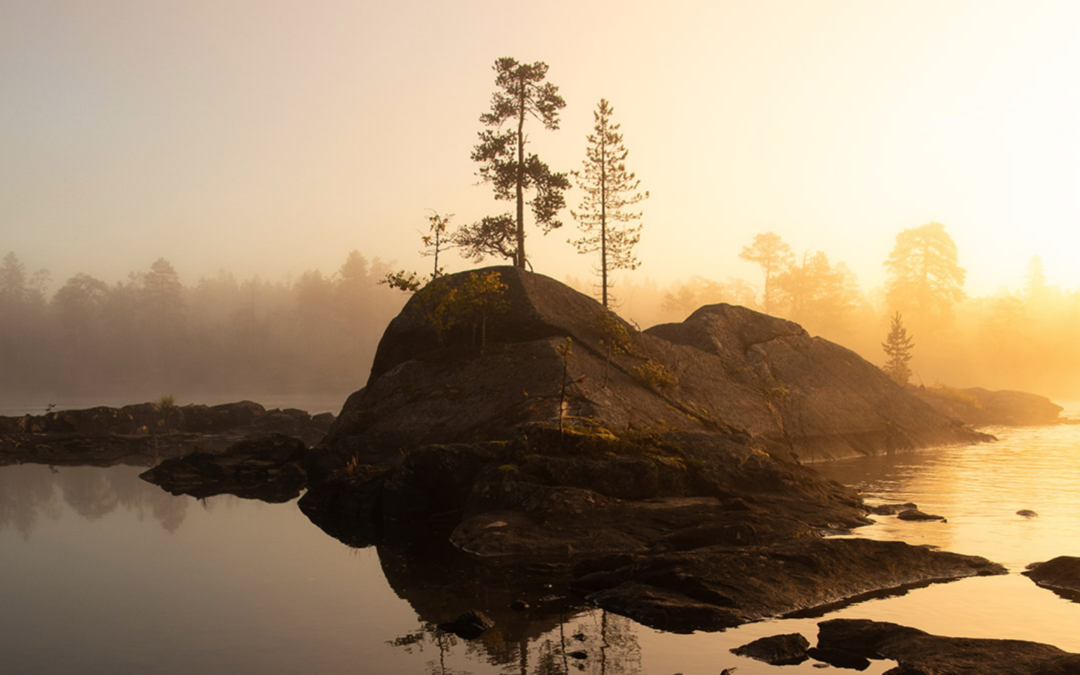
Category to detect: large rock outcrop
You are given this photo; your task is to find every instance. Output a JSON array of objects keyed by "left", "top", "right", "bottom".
[{"left": 313, "top": 267, "right": 984, "bottom": 474}]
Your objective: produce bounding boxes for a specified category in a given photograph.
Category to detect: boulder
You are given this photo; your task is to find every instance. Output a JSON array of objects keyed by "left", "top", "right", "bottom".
[
  {"left": 732, "top": 632, "right": 810, "bottom": 665},
  {"left": 896, "top": 509, "right": 946, "bottom": 522},
  {"left": 869, "top": 502, "right": 918, "bottom": 516}
]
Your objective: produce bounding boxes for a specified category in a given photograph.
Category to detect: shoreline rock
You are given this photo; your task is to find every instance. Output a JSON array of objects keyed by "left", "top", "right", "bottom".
[
  {"left": 570, "top": 538, "right": 1005, "bottom": 633},
  {"left": 0, "top": 401, "right": 333, "bottom": 468},
  {"left": 1023, "top": 557, "right": 1080, "bottom": 600},
  {"left": 816, "top": 619, "right": 1080, "bottom": 674},
  {"left": 139, "top": 433, "right": 308, "bottom": 502},
  {"left": 915, "top": 386, "right": 1064, "bottom": 426}
]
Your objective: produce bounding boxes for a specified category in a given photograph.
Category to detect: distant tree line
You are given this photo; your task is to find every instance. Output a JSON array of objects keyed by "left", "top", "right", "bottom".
[
  {"left": 597, "top": 224, "right": 1080, "bottom": 397},
  {"left": 0, "top": 251, "right": 404, "bottom": 401}
]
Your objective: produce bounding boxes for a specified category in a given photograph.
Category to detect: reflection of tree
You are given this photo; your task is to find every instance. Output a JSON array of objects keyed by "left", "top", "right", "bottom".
[
  {"left": 0, "top": 465, "right": 61, "bottom": 540},
  {"left": 387, "top": 621, "right": 463, "bottom": 675},
  {"left": 57, "top": 468, "right": 121, "bottom": 520},
  {"left": 0, "top": 465, "right": 190, "bottom": 537}
]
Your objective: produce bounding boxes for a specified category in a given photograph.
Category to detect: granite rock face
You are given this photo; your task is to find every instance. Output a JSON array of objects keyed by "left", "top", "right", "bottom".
[{"left": 313, "top": 267, "right": 985, "bottom": 475}]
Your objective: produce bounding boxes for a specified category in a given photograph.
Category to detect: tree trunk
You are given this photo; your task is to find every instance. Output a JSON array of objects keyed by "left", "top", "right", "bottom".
[{"left": 515, "top": 84, "right": 526, "bottom": 269}]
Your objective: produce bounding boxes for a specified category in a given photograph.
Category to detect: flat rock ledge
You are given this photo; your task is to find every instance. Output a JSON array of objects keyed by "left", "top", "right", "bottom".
[
  {"left": 816, "top": 619, "right": 1080, "bottom": 675},
  {"left": 570, "top": 538, "right": 1005, "bottom": 633},
  {"left": 140, "top": 433, "right": 308, "bottom": 502},
  {"left": 1024, "top": 556, "right": 1080, "bottom": 600}
]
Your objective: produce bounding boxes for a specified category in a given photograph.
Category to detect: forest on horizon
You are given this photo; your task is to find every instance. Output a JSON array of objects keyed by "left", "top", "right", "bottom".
[{"left": 2, "top": 228, "right": 1078, "bottom": 410}]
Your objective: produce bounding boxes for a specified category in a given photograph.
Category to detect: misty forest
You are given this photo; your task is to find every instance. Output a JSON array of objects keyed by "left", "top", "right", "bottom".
[{"left": 2, "top": 228, "right": 1077, "bottom": 402}]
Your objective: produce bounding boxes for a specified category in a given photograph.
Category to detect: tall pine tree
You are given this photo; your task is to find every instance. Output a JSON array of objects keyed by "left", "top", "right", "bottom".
[
  {"left": 570, "top": 99, "right": 648, "bottom": 308},
  {"left": 468, "top": 57, "right": 569, "bottom": 269}
]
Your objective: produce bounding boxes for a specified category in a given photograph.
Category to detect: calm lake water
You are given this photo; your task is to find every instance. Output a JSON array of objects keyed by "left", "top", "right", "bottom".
[{"left": 2, "top": 407, "right": 1079, "bottom": 674}]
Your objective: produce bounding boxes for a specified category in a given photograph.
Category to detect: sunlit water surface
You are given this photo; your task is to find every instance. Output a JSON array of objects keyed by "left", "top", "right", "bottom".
[{"left": 2, "top": 407, "right": 1079, "bottom": 675}]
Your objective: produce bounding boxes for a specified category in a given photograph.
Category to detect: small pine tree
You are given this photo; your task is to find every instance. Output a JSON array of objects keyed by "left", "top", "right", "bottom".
[
  {"left": 570, "top": 99, "right": 647, "bottom": 308},
  {"left": 881, "top": 312, "right": 915, "bottom": 386}
]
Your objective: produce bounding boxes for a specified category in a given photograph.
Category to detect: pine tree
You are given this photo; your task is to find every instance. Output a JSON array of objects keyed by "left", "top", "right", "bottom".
[
  {"left": 881, "top": 312, "right": 915, "bottom": 386},
  {"left": 570, "top": 99, "right": 648, "bottom": 308},
  {"left": 468, "top": 57, "right": 569, "bottom": 269}
]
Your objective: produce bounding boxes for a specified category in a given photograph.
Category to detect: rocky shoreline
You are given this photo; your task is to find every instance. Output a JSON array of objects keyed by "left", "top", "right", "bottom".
[{"left": 0, "top": 400, "right": 333, "bottom": 468}]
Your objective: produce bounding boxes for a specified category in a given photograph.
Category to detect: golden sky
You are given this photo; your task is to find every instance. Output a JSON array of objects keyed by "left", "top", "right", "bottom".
[{"left": 2, "top": 0, "right": 1078, "bottom": 296}]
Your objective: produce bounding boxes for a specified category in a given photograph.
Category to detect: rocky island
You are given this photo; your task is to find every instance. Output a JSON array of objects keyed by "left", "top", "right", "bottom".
[{"left": 299, "top": 267, "right": 1013, "bottom": 632}]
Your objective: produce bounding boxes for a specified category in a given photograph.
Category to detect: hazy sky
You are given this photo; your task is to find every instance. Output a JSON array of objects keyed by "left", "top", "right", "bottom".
[{"left": 3, "top": 0, "right": 1078, "bottom": 297}]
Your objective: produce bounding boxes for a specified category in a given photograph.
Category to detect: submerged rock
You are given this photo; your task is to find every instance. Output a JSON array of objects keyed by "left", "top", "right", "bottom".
[
  {"left": 896, "top": 508, "right": 946, "bottom": 522},
  {"left": 869, "top": 502, "right": 918, "bottom": 516},
  {"left": 816, "top": 619, "right": 1080, "bottom": 674}
]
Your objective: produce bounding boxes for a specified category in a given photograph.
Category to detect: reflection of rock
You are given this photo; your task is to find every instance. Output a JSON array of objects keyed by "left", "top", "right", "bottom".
[
  {"left": 571, "top": 539, "right": 1005, "bottom": 633},
  {"left": 438, "top": 610, "right": 494, "bottom": 640},
  {"left": 806, "top": 645, "right": 870, "bottom": 670},
  {"left": 140, "top": 433, "right": 307, "bottom": 503},
  {"left": 915, "top": 387, "right": 1064, "bottom": 426},
  {"left": 732, "top": 633, "right": 810, "bottom": 665},
  {"left": 1023, "top": 557, "right": 1080, "bottom": 600},
  {"left": 816, "top": 619, "right": 1080, "bottom": 673}
]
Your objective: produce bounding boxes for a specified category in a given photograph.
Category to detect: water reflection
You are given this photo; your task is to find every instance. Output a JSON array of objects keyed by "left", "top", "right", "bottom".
[
  {"left": 0, "top": 464, "right": 190, "bottom": 537},
  {"left": 304, "top": 505, "right": 647, "bottom": 673},
  {"left": 4, "top": 420, "right": 1080, "bottom": 674},
  {"left": 813, "top": 421, "right": 1080, "bottom": 570},
  {"left": 387, "top": 610, "right": 641, "bottom": 675}
]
